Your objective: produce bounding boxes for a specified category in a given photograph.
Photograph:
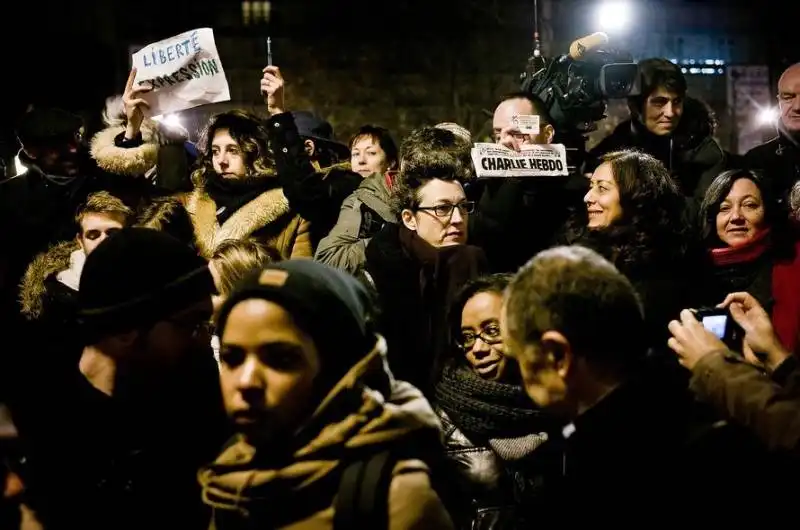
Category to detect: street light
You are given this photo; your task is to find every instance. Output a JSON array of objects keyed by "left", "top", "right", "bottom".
[
  {"left": 595, "top": 1, "right": 632, "bottom": 33},
  {"left": 756, "top": 106, "right": 779, "bottom": 127}
]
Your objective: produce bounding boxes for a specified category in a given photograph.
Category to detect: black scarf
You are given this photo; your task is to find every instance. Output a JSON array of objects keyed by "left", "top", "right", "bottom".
[
  {"left": 435, "top": 362, "right": 547, "bottom": 439},
  {"left": 205, "top": 174, "right": 277, "bottom": 223},
  {"left": 435, "top": 363, "right": 551, "bottom": 461}
]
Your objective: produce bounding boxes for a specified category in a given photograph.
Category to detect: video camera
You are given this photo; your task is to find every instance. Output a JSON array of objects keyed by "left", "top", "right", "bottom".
[{"left": 520, "top": 32, "right": 640, "bottom": 150}]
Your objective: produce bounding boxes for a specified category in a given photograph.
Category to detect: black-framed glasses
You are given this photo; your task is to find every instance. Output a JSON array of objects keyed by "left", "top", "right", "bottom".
[
  {"left": 416, "top": 201, "right": 476, "bottom": 218},
  {"left": 457, "top": 323, "right": 502, "bottom": 350}
]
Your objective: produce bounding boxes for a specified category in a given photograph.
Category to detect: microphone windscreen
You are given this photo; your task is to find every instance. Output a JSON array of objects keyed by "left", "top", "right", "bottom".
[{"left": 569, "top": 32, "right": 610, "bottom": 60}]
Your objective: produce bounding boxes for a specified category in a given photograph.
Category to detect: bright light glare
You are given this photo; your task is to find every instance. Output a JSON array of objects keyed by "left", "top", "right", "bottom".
[
  {"left": 596, "top": 2, "right": 632, "bottom": 32},
  {"left": 756, "top": 107, "right": 779, "bottom": 126},
  {"left": 14, "top": 154, "right": 26, "bottom": 176},
  {"left": 153, "top": 114, "right": 183, "bottom": 129}
]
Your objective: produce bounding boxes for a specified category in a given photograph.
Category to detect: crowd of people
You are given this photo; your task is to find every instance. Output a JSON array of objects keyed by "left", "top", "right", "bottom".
[{"left": 0, "top": 56, "right": 798, "bottom": 529}]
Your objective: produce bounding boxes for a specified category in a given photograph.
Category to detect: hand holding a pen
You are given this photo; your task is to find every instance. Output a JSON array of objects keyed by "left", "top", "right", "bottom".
[{"left": 261, "top": 65, "right": 285, "bottom": 117}]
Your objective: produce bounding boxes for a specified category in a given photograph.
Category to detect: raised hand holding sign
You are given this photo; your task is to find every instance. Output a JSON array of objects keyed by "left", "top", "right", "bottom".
[{"left": 122, "top": 68, "right": 152, "bottom": 140}]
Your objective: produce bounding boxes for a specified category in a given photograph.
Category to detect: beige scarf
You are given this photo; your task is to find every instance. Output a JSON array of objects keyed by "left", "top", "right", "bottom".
[{"left": 198, "top": 337, "right": 440, "bottom": 525}]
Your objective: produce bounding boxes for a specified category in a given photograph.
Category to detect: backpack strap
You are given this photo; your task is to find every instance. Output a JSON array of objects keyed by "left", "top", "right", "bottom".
[{"left": 333, "top": 450, "right": 396, "bottom": 530}]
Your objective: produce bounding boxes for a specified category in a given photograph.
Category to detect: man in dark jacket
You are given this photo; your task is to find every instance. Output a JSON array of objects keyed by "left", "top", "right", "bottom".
[
  {"left": 9, "top": 229, "right": 227, "bottom": 530},
  {"left": 267, "top": 110, "right": 360, "bottom": 248},
  {"left": 0, "top": 108, "right": 153, "bottom": 364},
  {"left": 588, "top": 58, "right": 726, "bottom": 202},
  {"left": 745, "top": 62, "right": 800, "bottom": 207},
  {"left": 503, "top": 245, "right": 780, "bottom": 520}
]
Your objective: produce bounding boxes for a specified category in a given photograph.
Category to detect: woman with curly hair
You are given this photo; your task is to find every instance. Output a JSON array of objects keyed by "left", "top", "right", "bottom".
[
  {"left": 182, "top": 110, "right": 312, "bottom": 259},
  {"left": 363, "top": 126, "right": 488, "bottom": 395},
  {"left": 562, "top": 149, "right": 700, "bottom": 352}
]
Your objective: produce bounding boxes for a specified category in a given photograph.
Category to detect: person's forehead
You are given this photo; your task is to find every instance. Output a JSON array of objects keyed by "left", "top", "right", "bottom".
[
  {"left": 647, "top": 87, "right": 682, "bottom": 99},
  {"left": 211, "top": 128, "right": 238, "bottom": 146},
  {"left": 779, "top": 65, "right": 800, "bottom": 91},
  {"left": 352, "top": 135, "right": 380, "bottom": 148},
  {"left": 497, "top": 98, "right": 535, "bottom": 117},
  {"left": 81, "top": 212, "right": 124, "bottom": 228},
  {"left": 419, "top": 179, "right": 465, "bottom": 200}
]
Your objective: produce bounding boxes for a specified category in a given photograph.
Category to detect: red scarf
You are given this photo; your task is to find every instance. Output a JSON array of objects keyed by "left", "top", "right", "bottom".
[
  {"left": 710, "top": 229, "right": 771, "bottom": 267},
  {"left": 710, "top": 228, "right": 800, "bottom": 355}
]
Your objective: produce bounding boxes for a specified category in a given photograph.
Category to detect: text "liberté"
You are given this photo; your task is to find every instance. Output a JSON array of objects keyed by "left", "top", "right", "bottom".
[{"left": 142, "top": 31, "right": 202, "bottom": 68}]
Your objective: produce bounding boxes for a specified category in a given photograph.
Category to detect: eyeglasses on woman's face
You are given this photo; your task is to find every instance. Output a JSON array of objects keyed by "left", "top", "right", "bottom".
[
  {"left": 457, "top": 322, "right": 502, "bottom": 350},
  {"left": 416, "top": 201, "right": 476, "bottom": 219}
]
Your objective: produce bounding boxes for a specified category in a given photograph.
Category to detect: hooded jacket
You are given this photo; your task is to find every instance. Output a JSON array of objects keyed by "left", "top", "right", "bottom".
[
  {"left": 588, "top": 96, "right": 726, "bottom": 201},
  {"left": 90, "top": 95, "right": 195, "bottom": 192},
  {"left": 315, "top": 172, "right": 395, "bottom": 274},
  {"left": 19, "top": 240, "right": 82, "bottom": 323},
  {"left": 198, "top": 338, "right": 454, "bottom": 530}
]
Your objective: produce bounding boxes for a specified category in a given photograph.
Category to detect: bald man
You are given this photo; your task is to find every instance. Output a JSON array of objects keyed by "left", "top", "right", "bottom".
[
  {"left": 777, "top": 63, "right": 800, "bottom": 135},
  {"left": 745, "top": 62, "right": 800, "bottom": 206}
]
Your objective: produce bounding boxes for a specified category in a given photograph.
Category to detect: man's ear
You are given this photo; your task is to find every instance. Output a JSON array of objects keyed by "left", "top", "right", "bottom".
[
  {"left": 303, "top": 139, "right": 316, "bottom": 157},
  {"left": 541, "top": 330, "right": 572, "bottom": 378},
  {"left": 543, "top": 123, "right": 555, "bottom": 144},
  {"left": 401, "top": 209, "right": 417, "bottom": 231},
  {"left": 76, "top": 235, "right": 85, "bottom": 253}
]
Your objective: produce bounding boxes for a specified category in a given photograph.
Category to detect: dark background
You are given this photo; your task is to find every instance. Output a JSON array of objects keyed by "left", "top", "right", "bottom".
[{"left": 0, "top": 0, "right": 795, "bottom": 167}]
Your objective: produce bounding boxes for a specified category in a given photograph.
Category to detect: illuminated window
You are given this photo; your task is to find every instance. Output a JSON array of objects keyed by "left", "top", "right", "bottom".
[
  {"left": 672, "top": 58, "right": 726, "bottom": 75},
  {"left": 242, "top": 1, "right": 271, "bottom": 25}
]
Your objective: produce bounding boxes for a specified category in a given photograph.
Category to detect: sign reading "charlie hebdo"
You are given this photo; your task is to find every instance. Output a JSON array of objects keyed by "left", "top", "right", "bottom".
[
  {"left": 471, "top": 143, "right": 568, "bottom": 178},
  {"left": 132, "top": 28, "right": 231, "bottom": 116}
]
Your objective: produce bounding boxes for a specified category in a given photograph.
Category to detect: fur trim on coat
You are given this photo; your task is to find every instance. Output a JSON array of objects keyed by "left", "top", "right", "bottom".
[
  {"left": 183, "top": 185, "right": 291, "bottom": 258},
  {"left": 90, "top": 95, "right": 189, "bottom": 177},
  {"left": 20, "top": 240, "right": 79, "bottom": 320}
]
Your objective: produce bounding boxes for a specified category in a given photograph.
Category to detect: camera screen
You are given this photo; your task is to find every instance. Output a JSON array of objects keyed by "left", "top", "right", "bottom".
[{"left": 702, "top": 315, "right": 728, "bottom": 339}]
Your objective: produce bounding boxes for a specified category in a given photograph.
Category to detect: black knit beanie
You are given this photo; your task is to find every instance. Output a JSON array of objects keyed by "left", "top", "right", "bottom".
[
  {"left": 216, "top": 260, "right": 377, "bottom": 379},
  {"left": 16, "top": 108, "right": 83, "bottom": 148},
  {"left": 78, "top": 227, "right": 214, "bottom": 340}
]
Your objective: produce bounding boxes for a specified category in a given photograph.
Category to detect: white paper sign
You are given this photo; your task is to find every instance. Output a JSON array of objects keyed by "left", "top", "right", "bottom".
[
  {"left": 131, "top": 28, "right": 231, "bottom": 117},
  {"left": 471, "top": 143, "right": 568, "bottom": 178},
  {"left": 511, "top": 114, "right": 540, "bottom": 134}
]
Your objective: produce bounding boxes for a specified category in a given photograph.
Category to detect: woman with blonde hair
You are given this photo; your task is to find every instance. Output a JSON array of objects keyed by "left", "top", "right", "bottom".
[{"left": 208, "top": 239, "right": 279, "bottom": 364}]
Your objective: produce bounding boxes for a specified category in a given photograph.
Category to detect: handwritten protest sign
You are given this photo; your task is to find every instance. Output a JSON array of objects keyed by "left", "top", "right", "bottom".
[
  {"left": 471, "top": 143, "right": 568, "bottom": 178},
  {"left": 131, "top": 28, "right": 230, "bottom": 116}
]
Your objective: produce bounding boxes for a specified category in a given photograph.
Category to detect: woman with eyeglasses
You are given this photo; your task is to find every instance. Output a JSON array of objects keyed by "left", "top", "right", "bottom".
[
  {"left": 363, "top": 127, "right": 488, "bottom": 396},
  {"left": 433, "top": 275, "right": 551, "bottom": 530}
]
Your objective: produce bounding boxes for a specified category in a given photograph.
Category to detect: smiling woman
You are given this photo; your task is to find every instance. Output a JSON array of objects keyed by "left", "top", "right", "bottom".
[
  {"left": 431, "top": 273, "right": 549, "bottom": 529},
  {"left": 562, "top": 149, "right": 698, "bottom": 355},
  {"left": 698, "top": 168, "right": 800, "bottom": 354}
]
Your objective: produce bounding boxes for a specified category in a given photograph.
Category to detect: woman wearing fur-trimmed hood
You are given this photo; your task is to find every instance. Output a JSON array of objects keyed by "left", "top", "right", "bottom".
[
  {"left": 90, "top": 94, "right": 196, "bottom": 192},
  {"left": 181, "top": 110, "right": 312, "bottom": 260}
]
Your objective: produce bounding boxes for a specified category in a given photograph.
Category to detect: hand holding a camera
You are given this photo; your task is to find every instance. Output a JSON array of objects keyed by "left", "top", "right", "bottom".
[
  {"left": 718, "top": 292, "right": 790, "bottom": 372},
  {"left": 669, "top": 292, "right": 790, "bottom": 372},
  {"left": 668, "top": 310, "right": 727, "bottom": 370}
]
